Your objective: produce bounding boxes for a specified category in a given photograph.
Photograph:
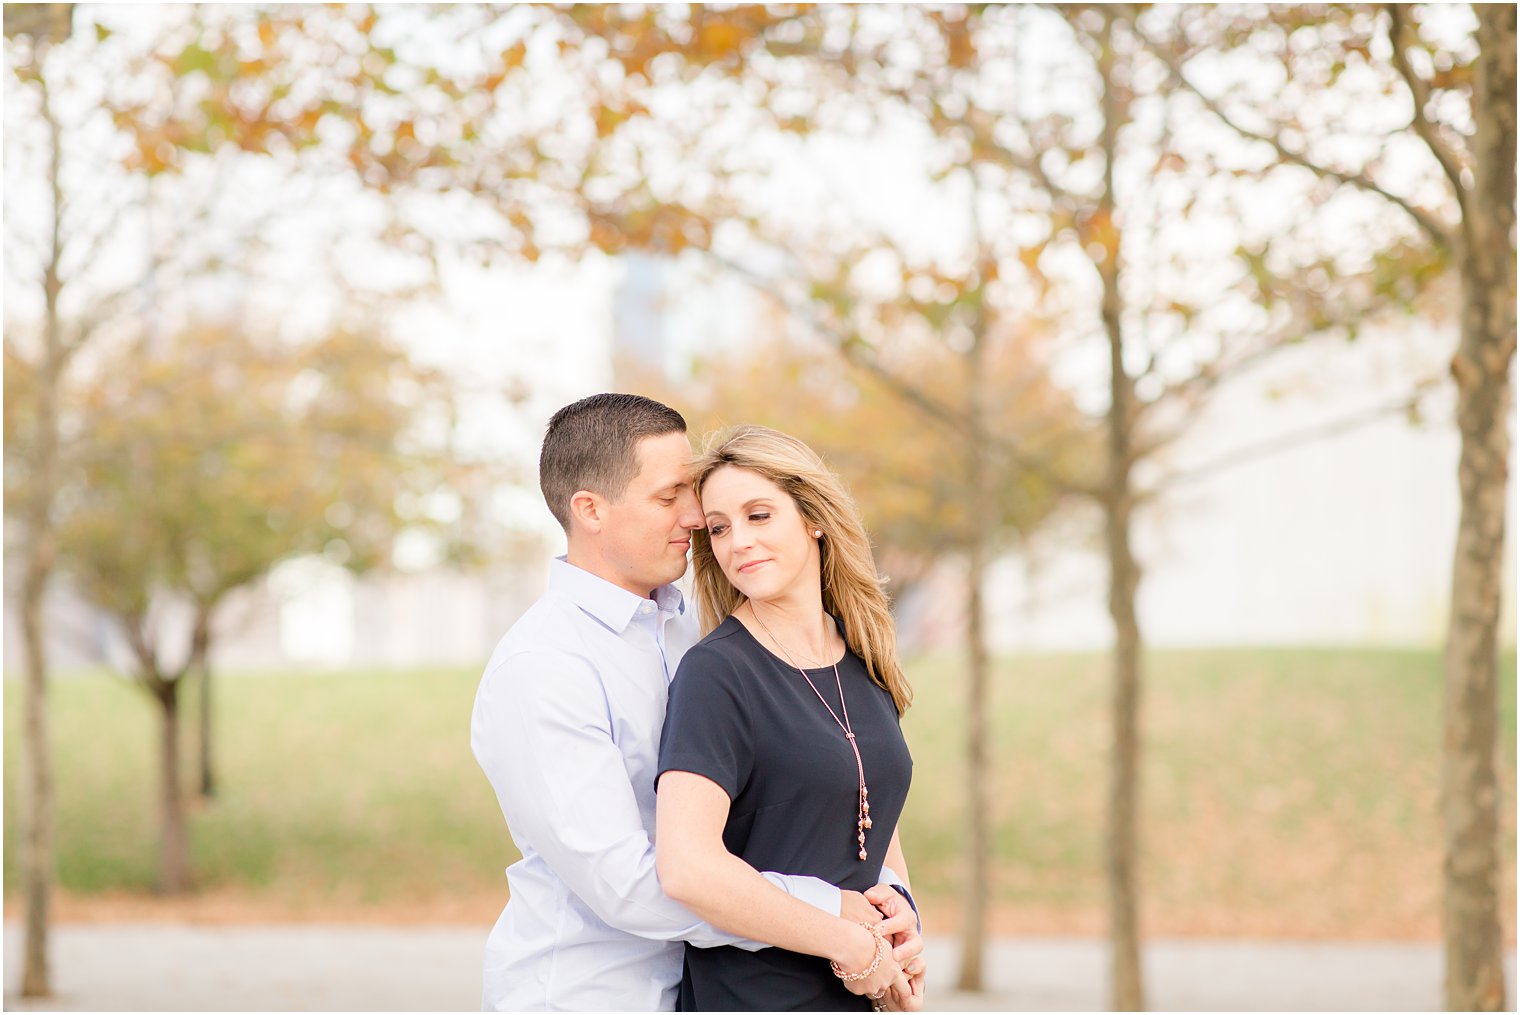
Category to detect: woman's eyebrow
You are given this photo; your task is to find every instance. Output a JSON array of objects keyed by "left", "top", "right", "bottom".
[{"left": 706, "top": 499, "right": 773, "bottom": 516}]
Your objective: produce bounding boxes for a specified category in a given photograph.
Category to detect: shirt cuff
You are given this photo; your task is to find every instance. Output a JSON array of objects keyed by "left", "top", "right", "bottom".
[{"left": 785, "top": 875, "right": 843, "bottom": 918}]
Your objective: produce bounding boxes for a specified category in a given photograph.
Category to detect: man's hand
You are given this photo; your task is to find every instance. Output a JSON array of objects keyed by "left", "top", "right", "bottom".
[
  {"left": 864, "top": 884, "right": 924, "bottom": 1010},
  {"left": 863, "top": 885, "right": 922, "bottom": 966},
  {"left": 883, "top": 966, "right": 925, "bottom": 1012},
  {"left": 840, "top": 890, "right": 886, "bottom": 928}
]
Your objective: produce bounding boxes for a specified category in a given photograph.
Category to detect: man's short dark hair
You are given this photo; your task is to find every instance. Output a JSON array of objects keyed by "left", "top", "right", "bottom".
[{"left": 539, "top": 393, "right": 687, "bottom": 530}]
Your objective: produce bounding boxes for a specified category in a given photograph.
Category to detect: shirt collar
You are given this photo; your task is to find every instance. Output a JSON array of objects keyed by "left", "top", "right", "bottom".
[{"left": 549, "top": 556, "right": 686, "bottom": 633}]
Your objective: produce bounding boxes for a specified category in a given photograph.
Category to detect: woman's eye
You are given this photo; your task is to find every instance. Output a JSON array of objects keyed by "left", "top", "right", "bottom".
[
  {"left": 749, "top": 512, "right": 770, "bottom": 523},
  {"left": 708, "top": 524, "right": 728, "bottom": 537}
]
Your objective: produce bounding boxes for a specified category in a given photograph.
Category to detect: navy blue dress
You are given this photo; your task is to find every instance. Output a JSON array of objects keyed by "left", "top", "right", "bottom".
[{"left": 657, "top": 616, "right": 914, "bottom": 1012}]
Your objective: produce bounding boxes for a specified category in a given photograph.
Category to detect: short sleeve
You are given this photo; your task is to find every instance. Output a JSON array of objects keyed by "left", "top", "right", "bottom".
[{"left": 657, "top": 641, "right": 753, "bottom": 800}]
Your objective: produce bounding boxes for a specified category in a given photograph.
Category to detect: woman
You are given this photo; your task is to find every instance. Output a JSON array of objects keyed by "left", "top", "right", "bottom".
[{"left": 655, "top": 425, "right": 922, "bottom": 1012}]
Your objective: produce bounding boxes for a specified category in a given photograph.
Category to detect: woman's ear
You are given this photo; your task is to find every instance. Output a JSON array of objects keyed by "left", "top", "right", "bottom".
[{"left": 569, "top": 490, "right": 604, "bottom": 534}]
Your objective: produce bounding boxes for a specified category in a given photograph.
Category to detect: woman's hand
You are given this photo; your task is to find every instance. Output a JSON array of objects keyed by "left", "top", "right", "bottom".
[
  {"left": 831, "top": 922, "right": 910, "bottom": 1007},
  {"left": 882, "top": 955, "right": 925, "bottom": 1011}
]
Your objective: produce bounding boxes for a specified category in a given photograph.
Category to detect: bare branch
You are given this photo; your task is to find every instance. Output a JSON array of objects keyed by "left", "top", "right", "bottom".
[
  {"left": 1136, "top": 27, "right": 1456, "bottom": 251},
  {"left": 1144, "top": 382, "right": 1437, "bottom": 495},
  {"left": 122, "top": 610, "right": 159, "bottom": 681},
  {"left": 58, "top": 195, "right": 139, "bottom": 284},
  {"left": 870, "top": 74, "right": 1081, "bottom": 208},
  {"left": 709, "top": 249, "right": 1101, "bottom": 497},
  {"left": 1385, "top": 3, "right": 1471, "bottom": 231},
  {"left": 62, "top": 284, "right": 140, "bottom": 359},
  {"left": 3, "top": 230, "right": 47, "bottom": 285},
  {"left": 1139, "top": 331, "right": 1310, "bottom": 422}
]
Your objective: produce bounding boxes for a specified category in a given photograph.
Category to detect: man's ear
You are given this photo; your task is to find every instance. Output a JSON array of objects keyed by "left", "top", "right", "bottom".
[{"left": 569, "top": 490, "right": 605, "bottom": 534}]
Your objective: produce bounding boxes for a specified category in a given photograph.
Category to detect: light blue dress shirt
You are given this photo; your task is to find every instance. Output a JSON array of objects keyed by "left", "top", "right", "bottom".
[{"left": 470, "top": 557, "right": 844, "bottom": 1011}]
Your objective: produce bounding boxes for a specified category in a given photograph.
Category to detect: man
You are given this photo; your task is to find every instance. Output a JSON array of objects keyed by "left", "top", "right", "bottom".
[{"left": 471, "top": 394, "right": 920, "bottom": 1010}]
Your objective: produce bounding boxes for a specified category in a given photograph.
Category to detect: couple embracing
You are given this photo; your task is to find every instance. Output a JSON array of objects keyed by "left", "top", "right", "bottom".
[{"left": 471, "top": 393, "right": 925, "bottom": 1012}]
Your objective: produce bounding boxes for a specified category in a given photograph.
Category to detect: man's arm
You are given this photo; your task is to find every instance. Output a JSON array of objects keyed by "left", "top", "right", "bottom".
[{"left": 471, "top": 649, "right": 838, "bottom": 949}]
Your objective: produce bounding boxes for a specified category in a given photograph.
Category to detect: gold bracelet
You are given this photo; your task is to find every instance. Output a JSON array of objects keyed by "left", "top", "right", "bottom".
[{"left": 830, "top": 921, "right": 888, "bottom": 983}]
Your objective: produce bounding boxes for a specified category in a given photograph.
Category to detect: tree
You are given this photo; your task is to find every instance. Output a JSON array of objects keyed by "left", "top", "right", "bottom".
[
  {"left": 1137, "top": 6, "right": 1514, "bottom": 1007},
  {"left": 757, "top": 9, "right": 1443, "bottom": 1001},
  {"left": 641, "top": 326, "right": 1090, "bottom": 604},
  {"left": 5, "top": 4, "right": 85, "bottom": 995},
  {"left": 662, "top": 334, "right": 1090, "bottom": 611},
  {"left": 47, "top": 322, "right": 465, "bottom": 893}
]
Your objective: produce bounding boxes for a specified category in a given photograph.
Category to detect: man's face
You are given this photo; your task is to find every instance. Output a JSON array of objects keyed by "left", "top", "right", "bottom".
[{"left": 598, "top": 431, "right": 703, "bottom": 598}]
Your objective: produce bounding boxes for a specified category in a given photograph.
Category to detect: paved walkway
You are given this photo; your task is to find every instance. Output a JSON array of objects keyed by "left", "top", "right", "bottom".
[{"left": 3, "top": 923, "right": 1514, "bottom": 1011}]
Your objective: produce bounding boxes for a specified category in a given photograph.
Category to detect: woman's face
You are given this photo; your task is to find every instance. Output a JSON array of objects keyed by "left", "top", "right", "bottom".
[{"left": 700, "top": 465, "right": 820, "bottom": 605}]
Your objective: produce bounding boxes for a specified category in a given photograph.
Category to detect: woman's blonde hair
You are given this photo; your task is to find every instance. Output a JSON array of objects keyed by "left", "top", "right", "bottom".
[{"left": 690, "top": 424, "right": 912, "bottom": 716}]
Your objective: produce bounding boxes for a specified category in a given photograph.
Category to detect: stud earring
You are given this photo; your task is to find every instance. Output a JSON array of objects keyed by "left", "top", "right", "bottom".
[{"left": 814, "top": 529, "right": 823, "bottom": 538}]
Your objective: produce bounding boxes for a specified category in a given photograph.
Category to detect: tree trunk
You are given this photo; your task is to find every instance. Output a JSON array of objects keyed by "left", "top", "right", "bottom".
[
  {"left": 18, "top": 59, "right": 69, "bottom": 1000},
  {"left": 193, "top": 608, "right": 215, "bottom": 798},
  {"left": 153, "top": 677, "right": 190, "bottom": 894},
  {"left": 1104, "top": 476, "right": 1144, "bottom": 1013},
  {"left": 1441, "top": 7, "right": 1515, "bottom": 1011},
  {"left": 1095, "top": 15, "right": 1145, "bottom": 1010},
  {"left": 18, "top": 568, "right": 55, "bottom": 999},
  {"left": 956, "top": 330, "right": 993, "bottom": 992}
]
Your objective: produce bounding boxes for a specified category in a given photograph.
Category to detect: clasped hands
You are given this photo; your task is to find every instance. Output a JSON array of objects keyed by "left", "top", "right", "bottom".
[{"left": 838, "top": 886, "right": 925, "bottom": 1011}]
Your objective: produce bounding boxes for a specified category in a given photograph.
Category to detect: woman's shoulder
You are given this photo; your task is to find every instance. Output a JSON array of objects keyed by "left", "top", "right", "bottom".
[
  {"left": 678, "top": 617, "right": 750, "bottom": 671},
  {"left": 670, "top": 618, "right": 757, "bottom": 710},
  {"left": 698, "top": 613, "right": 750, "bottom": 644}
]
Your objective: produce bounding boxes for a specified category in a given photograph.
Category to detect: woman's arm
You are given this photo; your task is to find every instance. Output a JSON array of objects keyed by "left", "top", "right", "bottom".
[{"left": 656, "top": 769, "right": 908, "bottom": 999}]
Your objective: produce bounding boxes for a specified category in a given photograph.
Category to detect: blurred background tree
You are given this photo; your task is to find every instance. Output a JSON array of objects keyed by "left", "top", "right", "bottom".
[
  {"left": 39, "top": 323, "right": 470, "bottom": 895},
  {"left": 3, "top": 2, "right": 496, "bottom": 986},
  {"left": 1137, "top": 6, "right": 1515, "bottom": 1007},
  {"left": 6, "top": 4, "right": 121, "bottom": 994}
]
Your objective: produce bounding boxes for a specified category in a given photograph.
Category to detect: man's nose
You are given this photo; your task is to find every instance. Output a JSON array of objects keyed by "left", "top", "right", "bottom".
[{"left": 677, "top": 491, "right": 703, "bottom": 531}]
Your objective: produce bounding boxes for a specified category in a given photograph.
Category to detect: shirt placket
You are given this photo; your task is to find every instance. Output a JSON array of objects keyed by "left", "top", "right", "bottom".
[{"left": 650, "top": 606, "right": 678, "bottom": 685}]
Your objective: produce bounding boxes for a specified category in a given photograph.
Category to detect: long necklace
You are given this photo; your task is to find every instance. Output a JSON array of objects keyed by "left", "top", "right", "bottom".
[{"left": 749, "top": 604, "right": 872, "bottom": 861}]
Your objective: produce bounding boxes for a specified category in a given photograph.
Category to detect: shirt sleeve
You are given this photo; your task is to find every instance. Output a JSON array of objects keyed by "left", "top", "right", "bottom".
[
  {"left": 471, "top": 646, "right": 836, "bottom": 951},
  {"left": 657, "top": 641, "right": 753, "bottom": 799}
]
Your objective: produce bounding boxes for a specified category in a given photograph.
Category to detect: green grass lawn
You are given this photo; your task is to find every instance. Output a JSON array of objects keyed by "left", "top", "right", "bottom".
[{"left": 4, "top": 647, "right": 1515, "bottom": 938}]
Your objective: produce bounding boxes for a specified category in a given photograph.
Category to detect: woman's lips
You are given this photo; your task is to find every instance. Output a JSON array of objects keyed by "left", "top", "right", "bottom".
[{"left": 737, "top": 559, "right": 770, "bottom": 574}]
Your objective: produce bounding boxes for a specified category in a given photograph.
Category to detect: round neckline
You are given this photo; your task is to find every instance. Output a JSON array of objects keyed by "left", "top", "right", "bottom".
[{"left": 727, "top": 612, "right": 848, "bottom": 672}]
